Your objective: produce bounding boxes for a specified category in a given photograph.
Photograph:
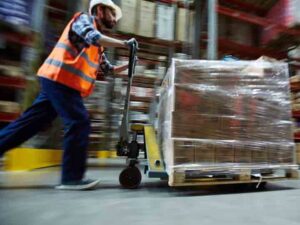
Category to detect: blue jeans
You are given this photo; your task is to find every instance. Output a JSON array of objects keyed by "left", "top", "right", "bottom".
[{"left": 0, "top": 77, "right": 90, "bottom": 183}]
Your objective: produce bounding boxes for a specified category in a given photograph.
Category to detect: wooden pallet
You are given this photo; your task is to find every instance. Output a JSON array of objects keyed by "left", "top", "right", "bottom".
[{"left": 168, "top": 167, "right": 299, "bottom": 187}]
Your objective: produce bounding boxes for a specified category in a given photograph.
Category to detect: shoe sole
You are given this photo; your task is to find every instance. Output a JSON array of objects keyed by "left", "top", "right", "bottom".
[{"left": 55, "top": 180, "right": 100, "bottom": 191}]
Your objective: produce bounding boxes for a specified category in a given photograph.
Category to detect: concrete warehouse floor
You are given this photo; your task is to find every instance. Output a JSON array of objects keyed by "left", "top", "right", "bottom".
[{"left": 0, "top": 159, "right": 300, "bottom": 225}]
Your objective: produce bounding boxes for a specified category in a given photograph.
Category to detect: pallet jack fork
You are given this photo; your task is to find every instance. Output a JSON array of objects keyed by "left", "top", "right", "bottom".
[{"left": 116, "top": 42, "right": 167, "bottom": 189}]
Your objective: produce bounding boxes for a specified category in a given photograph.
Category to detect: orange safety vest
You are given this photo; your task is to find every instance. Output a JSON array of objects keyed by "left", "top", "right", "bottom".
[{"left": 37, "top": 12, "right": 103, "bottom": 97}]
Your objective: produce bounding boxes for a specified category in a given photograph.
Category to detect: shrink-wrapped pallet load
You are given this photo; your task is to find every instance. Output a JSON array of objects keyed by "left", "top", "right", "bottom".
[{"left": 158, "top": 59, "right": 297, "bottom": 183}]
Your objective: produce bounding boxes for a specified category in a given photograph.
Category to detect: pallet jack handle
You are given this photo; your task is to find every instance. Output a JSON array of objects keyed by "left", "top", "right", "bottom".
[{"left": 117, "top": 40, "right": 138, "bottom": 156}]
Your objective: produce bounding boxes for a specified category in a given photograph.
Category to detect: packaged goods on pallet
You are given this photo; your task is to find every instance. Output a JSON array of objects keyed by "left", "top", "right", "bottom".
[
  {"left": 158, "top": 59, "right": 296, "bottom": 175},
  {"left": 288, "top": 46, "right": 300, "bottom": 59},
  {"left": 290, "top": 74, "right": 300, "bottom": 83},
  {"left": 174, "top": 8, "right": 195, "bottom": 43},
  {"left": 156, "top": 3, "right": 175, "bottom": 41},
  {"left": 131, "top": 86, "right": 154, "bottom": 98}
]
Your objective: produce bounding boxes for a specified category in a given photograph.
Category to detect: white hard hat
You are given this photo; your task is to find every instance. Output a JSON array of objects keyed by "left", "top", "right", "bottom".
[{"left": 89, "top": 0, "right": 122, "bottom": 21}]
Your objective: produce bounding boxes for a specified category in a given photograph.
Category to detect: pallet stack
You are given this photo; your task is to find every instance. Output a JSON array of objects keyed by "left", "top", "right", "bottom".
[
  {"left": 290, "top": 69, "right": 300, "bottom": 165},
  {"left": 158, "top": 59, "right": 296, "bottom": 176}
]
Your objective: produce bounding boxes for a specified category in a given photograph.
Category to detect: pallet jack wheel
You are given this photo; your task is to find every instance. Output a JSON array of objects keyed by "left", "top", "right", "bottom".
[{"left": 119, "top": 166, "right": 142, "bottom": 189}]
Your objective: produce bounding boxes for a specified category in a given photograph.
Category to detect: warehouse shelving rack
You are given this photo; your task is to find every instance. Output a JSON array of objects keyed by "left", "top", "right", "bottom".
[
  {"left": 211, "top": 0, "right": 300, "bottom": 60},
  {"left": 3, "top": 0, "right": 300, "bottom": 171},
  {"left": 0, "top": 20, "right": 33, "bottom": 125}
]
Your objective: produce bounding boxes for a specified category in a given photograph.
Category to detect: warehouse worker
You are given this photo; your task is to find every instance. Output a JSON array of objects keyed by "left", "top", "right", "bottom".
[{"left": 0, "top": 0, "right": 137, "bottom": 190}]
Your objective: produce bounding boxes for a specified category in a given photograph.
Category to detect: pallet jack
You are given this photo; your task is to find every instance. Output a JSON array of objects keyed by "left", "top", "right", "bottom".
[{"left": 116, "top": 41, "right": 168, "bottom": 189}]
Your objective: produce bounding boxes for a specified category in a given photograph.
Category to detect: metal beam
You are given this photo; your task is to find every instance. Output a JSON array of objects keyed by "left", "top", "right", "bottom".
[
  {"left": 200, "top": 34, "right": 287, "bottom": 59},
  {"left": 192, "top": 0, "right": 202, "bottom": 59},
  {"left": 207, "top": 0, "right": 218, "bottom": 60},
  {"left": 217, "top": 5, "right": 300, "bottom": 37},
  {"left": 219, "top": 0, "right": 267, "bottom": 15},
  {"left": 217, "top": 37, "right": 287, "bottom": 59},
  {"left": 31, "top": 0, "right": 48, "bottom": 32}
]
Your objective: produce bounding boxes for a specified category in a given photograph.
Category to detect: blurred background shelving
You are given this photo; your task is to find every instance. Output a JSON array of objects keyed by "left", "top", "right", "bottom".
[{"left": 1, "top": 0, "right": 300, "bottom": 160}]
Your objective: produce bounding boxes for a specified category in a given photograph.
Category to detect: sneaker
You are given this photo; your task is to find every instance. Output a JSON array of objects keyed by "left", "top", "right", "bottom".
[{"left": 55, "top": 179, "right": 100, "bottom": 191}]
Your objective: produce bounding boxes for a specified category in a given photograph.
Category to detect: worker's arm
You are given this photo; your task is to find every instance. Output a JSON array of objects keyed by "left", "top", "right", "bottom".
[
  {"left": 71, "top": 13, "right": 136, "bottom": 49},
  {"left": 113, "top": 64, "right": 129, "bottom": 73},
  {"left": 97, "top": 34, "right": 127, "bottom": 48},
  {"left": 71, "top": 14, "right": 136, "bottom": 79}
]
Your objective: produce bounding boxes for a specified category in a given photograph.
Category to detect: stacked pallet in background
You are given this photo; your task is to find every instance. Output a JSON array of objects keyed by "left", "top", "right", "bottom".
[
  {"left": 0, "top": 9, "right": 31, "bottom": 129},
  {"left": 158, "top": 59, "right": 296, "bottom": 177},
  {"left": 176, "top": 6, "right": 195, "bottom": 43},
  {"left": 290, "top": 69, "right": 300, "bottom": 165},
  {"left": 290, "top": 74, "right": 300, "bottom": 116},
  {"left": 219, "top": 15, "right": 255, "bottom": 46},
  {"left": 136, "top": 0, "right": 156, "bottom": 37},
  {"left": 117, "top": 0, "right": 193, "bottom": 42},
  {"left": 117, "top": 0, "right": 138, "bottom": 34},
  {"left": 0, "top": 65, "right": 23, "bottom": 119},
  {"left": 156, "top": 2, "right": 175, "bottom": 41}
]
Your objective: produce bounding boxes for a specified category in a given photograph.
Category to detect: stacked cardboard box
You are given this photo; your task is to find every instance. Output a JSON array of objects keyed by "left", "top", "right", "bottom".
[
  {"left": 117, "top": 0, "right": 138, "bottom": 34},
  {"left": 290, "top": 73, "right": 300, "bottom": 140},
  {"left": 158, "top": 59, "right": 295, "bottom": 173},
  {"left": 136, "top": 0, "right": 155, "bottom": 37},
  {"left": 290, "top": 74, "right": 300, "bottom": 106},
  {"left": 219, "top": 15, "right": 255, "bottom": 46},
  {"left": 156, "top": 3, "right": 175, "bottom": 41},
  {"left": 176, "top": 8, "right": 189, "bottom": 42},
  {"left": 175, "top": 7, "right": 195, "bottom": 43}
]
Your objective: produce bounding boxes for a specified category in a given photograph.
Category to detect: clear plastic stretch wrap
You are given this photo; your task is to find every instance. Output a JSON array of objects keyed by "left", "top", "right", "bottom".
[{"left": 158, "top": 59, "right": 297, "bottom": 174}]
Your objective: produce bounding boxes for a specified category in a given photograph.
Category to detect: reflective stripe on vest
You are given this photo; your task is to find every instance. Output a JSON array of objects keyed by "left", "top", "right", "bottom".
[
  {"left": 55, "top": 42, "right": 98, "bottom": 69},
  {"left": 44, "top": 58, "right": 95, "bottom": 83}
]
